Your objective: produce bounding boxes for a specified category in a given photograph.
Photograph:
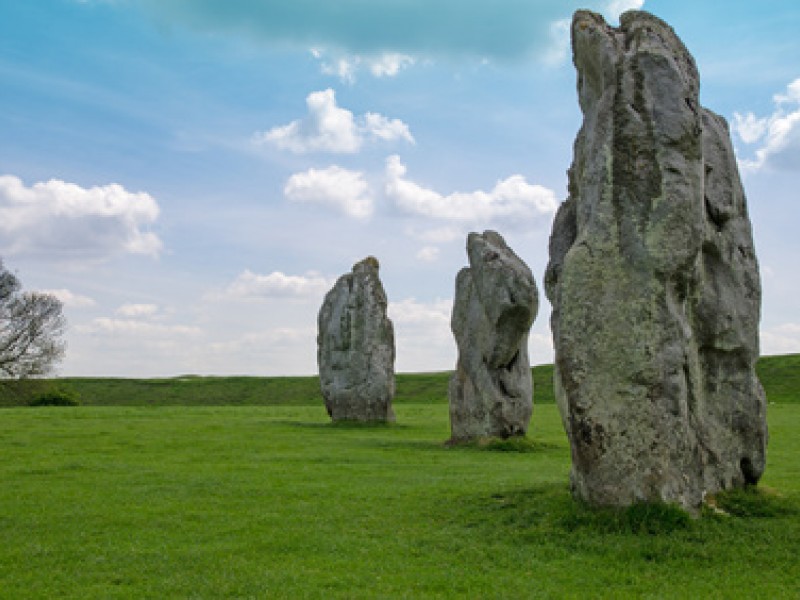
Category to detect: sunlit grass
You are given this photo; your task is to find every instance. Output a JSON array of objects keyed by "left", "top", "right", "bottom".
[{"left": 1, "top": 402, "right": 798, "bottom": 598}]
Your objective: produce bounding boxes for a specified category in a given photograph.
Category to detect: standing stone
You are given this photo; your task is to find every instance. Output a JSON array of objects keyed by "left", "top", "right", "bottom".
[
  {"left": 545, "top": 10, "right": 767, "bottom": 510},
  {"left": 449, "top": 231, "right": 539, "bottom": 442},
  {"left": 318, "top": 256, "right": 395, "bottom": 422}
]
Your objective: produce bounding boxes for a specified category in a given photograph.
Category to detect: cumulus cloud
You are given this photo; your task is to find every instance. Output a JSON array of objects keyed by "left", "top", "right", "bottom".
[
  {"left": 0, "top": 175, "right": 162, "bottom": 260},
  {"left": 284, "top": 165, "right": 373, "bottom": 219},
  {"left": 775, "top": 78, "right": 800, "bottom": 104},
  {"left": 385, "top": 155, "right": 558, "bottom": 229},
  {"left": 222, "top": 270, "right": 332, "bottom": 300},
  {"left": 254, "top": 89, "right": 413, "bottom": 154},
  {"left": 732, "top": 112, "right": 769, "bottom": 144},
  {"left": 733, "top": 78, "right": 800, "bottom": 172},
  {"left": 40, "top": 288, "right": 96, "bottom": 309},
  {"left": 140, "top": 0, "right": 589, "bottom": 62},
  {"left": 362, "top": 112, "right": 414, "bottom": 143},
  {"left": 257, "top": 89, "right": 359, "bottom": 153}
]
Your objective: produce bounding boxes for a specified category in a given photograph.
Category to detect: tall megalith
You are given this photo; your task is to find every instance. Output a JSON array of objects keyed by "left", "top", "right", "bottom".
[
  {"left": 449, "top": 231, "right": 539, "bottom": 442},
  {"left": 318, "top": 256, "right": 396, "bottom": 422},
  {"left": 545, "top": 10, "right": 767, "bottom": 509}
]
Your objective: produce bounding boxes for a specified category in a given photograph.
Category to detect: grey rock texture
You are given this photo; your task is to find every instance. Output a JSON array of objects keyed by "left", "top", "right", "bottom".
[
  {"left": 318, "top": 256, "right": 396, "bottom": 422},
  {"left": 545, "top": 10, "right": 767, "bottom": 510},
  {"left": 449, "top": 231, "right": 539, "bottom": 442}
]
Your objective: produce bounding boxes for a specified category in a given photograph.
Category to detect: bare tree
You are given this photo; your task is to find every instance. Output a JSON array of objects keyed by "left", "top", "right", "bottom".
[{"left": 0, "top": 260, "right": 66, "bottom": 380}]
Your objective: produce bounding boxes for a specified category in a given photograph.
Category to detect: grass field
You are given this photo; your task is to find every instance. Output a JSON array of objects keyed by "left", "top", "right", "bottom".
[
  {"left": 5, "top": 353, "right": 796, "bottom": 409},
  {"left": 1, "top": 355, "right": 798, "bottom": 597}
]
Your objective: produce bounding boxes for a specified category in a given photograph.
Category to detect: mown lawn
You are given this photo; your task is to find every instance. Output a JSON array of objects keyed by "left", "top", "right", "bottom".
[{"left": 1, "top": 402, "right": 798, "bottom": 598}]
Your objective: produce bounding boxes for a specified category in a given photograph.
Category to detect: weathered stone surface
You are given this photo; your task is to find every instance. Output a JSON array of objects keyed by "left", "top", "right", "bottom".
[
  {"left": 544, "top": 10, "right": 767, "bottom": 510},
  {"left": 449, "top": 231, "right": 539, "bottom": 442},
  {"left": 318, "top": 256, "right": 395, "bottom": 422}
]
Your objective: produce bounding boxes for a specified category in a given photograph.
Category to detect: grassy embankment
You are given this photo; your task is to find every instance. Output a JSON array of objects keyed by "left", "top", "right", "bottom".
[
  {"left": 0, "top": 355, "right": 798, "bottom": 597},
  {"left": 1, "top": 364, "right": 554, "bottom": 408},
  {"left": 9, "top": 353, "right": 797, "bottom": 408}
]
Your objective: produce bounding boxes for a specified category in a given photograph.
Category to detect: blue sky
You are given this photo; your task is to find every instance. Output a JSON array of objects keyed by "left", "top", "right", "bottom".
[{"left": 1, "top": 0, "right": 798, "bottom": 376}]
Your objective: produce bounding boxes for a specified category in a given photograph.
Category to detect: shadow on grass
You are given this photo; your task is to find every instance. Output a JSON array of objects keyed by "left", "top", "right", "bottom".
[
  {"left": 274, "top": 419, "right": 411, "bottom": 431},
  {"left": 360, "top": 438, "right": 452, "bottom": 452},
  {"left": 561, "top": 498, "right": 692, "bottom": 534},
  {"left": 707, "top": 486, "right": 797, "bottom": 518},
  {"left": 460, "top": 484, "right": 799, "bottom": 543},
  {"left": 445, "top": 436, "right": 562, "bottom": 453},
  {"left": 349, "top": 433, "right": 565, "bottom": 455}
]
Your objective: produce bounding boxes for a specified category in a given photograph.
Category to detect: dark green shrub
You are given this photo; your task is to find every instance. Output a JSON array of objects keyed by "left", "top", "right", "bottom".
[{"left": 29, "top": 388, "right": 81, "bottom": 407}]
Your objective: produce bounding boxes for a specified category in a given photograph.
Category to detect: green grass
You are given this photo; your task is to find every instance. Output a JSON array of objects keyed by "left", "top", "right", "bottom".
[
  {"left": 1, "top": 403, "right": 799, "bottom": 598},
  {"left": 8, "top": 352, "right": 796, "bottom": 409},
  {"left": 0, "top": 362, "right": 555, "bottom": 408},
  {"left": 0, "top": 354, "right": 797, "bottom": 597},
  {"left": 756, "top": 353, "right": 800, "bottom": 404}
]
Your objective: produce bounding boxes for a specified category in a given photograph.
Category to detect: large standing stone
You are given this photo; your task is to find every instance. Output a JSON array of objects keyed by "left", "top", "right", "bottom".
[
  {"left": 545, "top": 10, "right": 767, "bottom": 510},
  {"left": 449, "top": 231, "right": 539, "bottom": 442},
  {"left": 318, "top": 256, "right": 395, "bottom": 422}
]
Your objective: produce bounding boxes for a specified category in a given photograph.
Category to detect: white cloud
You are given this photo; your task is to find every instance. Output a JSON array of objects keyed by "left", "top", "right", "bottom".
[
  {"left": 389, "top": 297, "right": 455, "bottom": 372},
  {"left": 254, "top": 89, "right": 414, "bottom": 154},
  {"left": 732, "top": 112, "right": 769, "bottom": 144},
  {"left": 390, "top": 297, "right": 452, "bottom": 327},
  {"left": 311, "top": 49, "right": 415, "bottom": 82},
  {"left": 385, "top": 155, "right": 558, "bottom": 229},
  {"left": 285, "top": 165, "right": 373, "bottom": 219},
  {"left": 116, "top": 303, "right": 159, "bottom": 318},
  {"left": 528, "top": 328, "right": 555, "bottom": 367},
  {"left": 257, "top": 89, "right": 360, "bottom": 153},
  {"left": 207, "top": 327, "right": 316, "bottom": 356},
  {"left": 320, "top": 55, "right": 360, "bottom": 84},
  {"left": 368, "top": 53, "right": 415, "bottom": 77},
  {"left": 734, "top": 78, "right": 800, "bottom": 172},
  {"left": 542, "top": 18, "right": 571, "bottom": 66},
  {"left": 542, "top": 1, "right": 644, "bottom": 66},
  {"left": 222, "top": 270, "right": 332, "bottom": 300},
  {"left": 540, "top": 0, "right": 646, "bottom": 66},
  {"left": 761, "top": 323, "right": 800, "bottom": 356},
  {"left": 40, "top": 288, "right": 96, "bottom": 309},
  {"left": 605, "top": 0, "right": 645, "bottom": 20},
  {"left": 416, "top": 246, "right": 441, "bottom": 262},
  {"left": 0, "top": 175, "right": 162, "bottom": 260},
  {"left": 362, "top": 112, "right": 414, "bottom": 143},
  {"left": 78, "top": 317, "right": 201, "bottom": 337},
  {"left": 775, "top": 79, "right": 800, "bottom": 105},
  {"left": 407, "top": 225, "right": 463, "bottom": 244}
]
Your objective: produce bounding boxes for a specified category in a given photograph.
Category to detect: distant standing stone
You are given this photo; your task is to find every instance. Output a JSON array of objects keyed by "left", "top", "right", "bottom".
[
  {"left": 545, "top": 10, "right": 767, "bottom": 510},
  {"left": 318, "top": 256, "right": 396, "bottom": 422},
  {"left": 449, "top": 231, "right": 539, "bottom": 442}
]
